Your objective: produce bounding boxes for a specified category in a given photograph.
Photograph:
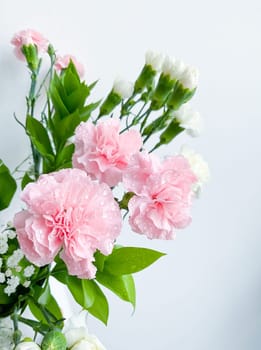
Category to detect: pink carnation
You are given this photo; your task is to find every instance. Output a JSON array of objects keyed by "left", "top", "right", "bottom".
[
  {"left": 124, "top": 153, "right": 197, "bottom": 240},
  {"left": 73, "top": 118, "right": 143, "bottom": 187},
  {"left": 55, "top": 55, "right": 85, "bottom": 77},
  {"left": 11, "top": 29, "right": 49, "bottom": 60},
  {"left": 14, "top": 169, "right": 122, "bottom": 279}
]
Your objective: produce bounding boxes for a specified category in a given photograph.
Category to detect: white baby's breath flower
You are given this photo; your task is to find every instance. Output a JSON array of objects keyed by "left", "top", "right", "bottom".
[
  {"left": 0, "top": 272, "right": 5, "bottom": 283},
  {"left": 113, "top": 79, "right": 134, "bottom": 99},
  {"left": 7, "top": 230, "right": 16, "bottom": 239},
  {"left": 23, "top": 265, "right": 35, "bottom": 278},
  {"left": 179, "top": 65, "right": 199, "bottom": 90},
  {"left": 4, "top": 285, "right": 15, "bottom": 296},
  {"left": 23, "top": 280, "right": 31, "bottom": 288},
  {"left": 0, "top": 318, "right": 14, "bottom": 349},
  {"left": 162, "top": 56, "right": 185, "bottom": 80},
  {"left": 174, "top": 103, "right": 203, "bottom": 137},
  {"left": 145, "top": 50, "right": 163, "bottom": 71},
  {"left": 7, "top": 249, "right": 24, "bottom": 268},
  {"left": 180, "top": 145, "right": 210, "bottom": 193},
  {"left": 5, "top": 269, "right": 12, "bottom": 277},
  {"left": 0, "top": 234, "right": 8, "bottom": 254},
  {"left": 7, "top": 275, "right": 20, "bottom": 288}
]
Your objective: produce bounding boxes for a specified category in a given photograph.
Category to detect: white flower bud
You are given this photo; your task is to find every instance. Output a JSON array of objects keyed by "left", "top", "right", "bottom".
[
  {"left": 180, "top": 145, "right": 210, "bottom": 192},
  {"left": 113, "top": 79, "right": 134, "bottom": 99},
  {"left": 174, "top": 103, "right": 203, "bottom": 137},
  {"left": 63, "top": 311, "right": 106, "bottom": 350},
  {"left": 15, "top": 341, "right": 41, "bottom": 350},
  {"left": 179, "top": 65, "right": 199, "bottom": 90},
  {"left": 145, "top": 51, "right": 163, "bottom": 71},
  {"left": 23, "top": 265, "right": 35, "bottom": 278},
  {"left": 71, "top": 336, "right": 106, "bottom": 350},
  {"left": 162, "top": 56, "right": 185, "bottom": 80}
]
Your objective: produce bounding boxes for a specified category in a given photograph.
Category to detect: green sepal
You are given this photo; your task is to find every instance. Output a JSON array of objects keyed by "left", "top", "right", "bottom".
[
  {"left": 0, "top": 160, "right": 17, "bottom": 210},
  {"left": 150, "top": 74, "right": 176, "bottom": 110},
  {"left": 99, "top": 91, "right": 122, "bottom": 116},
  {"left": 167, "top": 83, "right": 196, "bottom": 110},
  {"left": 134, "top": 64, "right": 157, "bottom": 93},
  {"left": 159, "top": 119, "right": 184, "bottom": 145}
]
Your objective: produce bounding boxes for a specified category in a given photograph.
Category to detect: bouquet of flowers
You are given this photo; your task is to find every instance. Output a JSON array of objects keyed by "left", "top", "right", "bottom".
[{"left": 0, "top": 29, "right": 209, "bottom": 349}]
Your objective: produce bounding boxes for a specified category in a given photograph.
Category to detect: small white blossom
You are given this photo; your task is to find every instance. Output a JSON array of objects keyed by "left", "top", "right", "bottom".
[
  {"left": 7, "top": 230, "right": 16, "bottom": 239},
  {"left": 5, "top": 269, "right": 12, "bottom": 277},
  {"left": 0, "top": 234, "right": 8, "bottom": 254},
  {"left": 179, "top": 65, "right": 199, "bottom": 90},
  {"left": 113, "top": 79, "right": 134, "bottom": 99},
  {"left": 4, "top": 285, "right": 16, "bottom": 296},
  {"left": 16, "top": 266, "right": 22, "bottom": 272},
  {"left": 23, "top": 280, "right": 31, "bottom": 288},
  {"left": 7, "top": 249, "right": 24, "bottom": 268},
  {"left": 23, "top": 265, "right": 35, "bottom": 278},
  {"left": 7, "top": 275, "right": 20, "bottom": 288},
  {"left": 162, "top": 56, "right": 185, "bottom": 80},
  {"left": 145, "top": 50, "right": 163, "bottom": 71},
  {"left": 180, "top": 145, "right": 210, "bottom": 193},
  {"left": 0, "top": 272, "right": 5, "bottom": 283},
  {"left": 174, "top": 103, "right": 203, "bottom": 137}
]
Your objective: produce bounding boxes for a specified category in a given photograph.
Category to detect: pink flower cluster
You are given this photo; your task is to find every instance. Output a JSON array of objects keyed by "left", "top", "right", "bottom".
[
  {"left": 11, "top": 29, "right": 49, "bottom": 60},
  {"left": 55, "top": 55, "right": 85, "bottom": 78},
  {"left": 14, "top": 169, "right": 122, "bottom": 279},
  {"left": 123, "top": 152, "right": 198, "bottom": 239},
  {"left": 73, "top": 118, "right": 142, "bottom": 187}
]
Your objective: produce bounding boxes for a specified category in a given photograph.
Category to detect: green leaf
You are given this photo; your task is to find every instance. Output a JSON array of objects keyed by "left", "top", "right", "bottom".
[
  {"left": 67, "top": 277, "right": 96, "bottom": 309},
  {"left": 104, "top": 247, "right": 165, "bottom": 276},
  {"left": 26, "top": 116, "right": 54, "bottom": 160},
  {"left": 86, "top": 280, "right": 109, "bottom": 325},
  {"left": 0, "top": 160, "right": 17, "bottom": 210},
  {"left": 96, "top": 271, "right": 136, "bottom": 308},
  {"left": 79, "top": 101, "right": 101, "bottom": 121},
  {"left": 21, "top": 172, "right": 34, "bottom": 190},
  {"left": 55, "top": 143, "right": 75, "bottom": 169}
]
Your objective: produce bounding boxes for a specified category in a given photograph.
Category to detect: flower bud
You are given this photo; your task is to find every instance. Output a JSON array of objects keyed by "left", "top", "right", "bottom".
[
  {"left": 15, "top": 341, "right": 41, "bottom": 350},
  {"left": 166, "top": 82, "right": 196, "bottom": 111},
  {"left": 173, "top": 104, "right": 203, "bottom": 137},
  {"left": 150, "top": 56, "right": 184, "bottom": 110},
  {"left": 134, "top": 51, "right": 162, "bottom": 93},
  {"left": 41, "top": 330, "right": 67, "bottom": 350},
  {"left": 21, "top": 44, "right": 40, "bottom": 72},
  {"left": 99, "top": 79, "right": 133, "bottom": 116},
  {"left": 179, "top": 65, "right": 199, "bottom": 90}
]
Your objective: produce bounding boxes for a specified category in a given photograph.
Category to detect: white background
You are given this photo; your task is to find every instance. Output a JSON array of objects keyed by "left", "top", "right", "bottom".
[{"left": 1, "top": 1, "right": 261, "bottom": 349}]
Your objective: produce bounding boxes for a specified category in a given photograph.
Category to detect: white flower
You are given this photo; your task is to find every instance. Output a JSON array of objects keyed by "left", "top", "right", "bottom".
[
  {"left": 113, "top": 79, "right": 134, "bottom": 99},
  {"left": 145, "top": 50, "right": 163, "bottom": 71},
  {"left": 180, "top": 145, "right": 210, "bottom": 193},
  {"left": 63, "top": 311, "right": 106, "bottom": 350},
  {"left": 0, "top": 318, "right": 13, "bottom": 349},
  {"left": 162, "top": 56, "right": 185, "bottom": 80},
  {"left": 23, "top": 280, "right": 31, "bottom": 288},
  {"left": 0, "top": 272, "right": 5, "bottom": 283},
  {"left": 71, "top": 336, "right": 106, "bottom": 350},
  {"left": 7, "top": 230, "right": 16, "bottom": 239},
  {"left": 5, "top": 269, "right": 12, "bottom": 277},
  {"left": 23, "top": 265, "right": 35, "bottom": 278},
  {"left": 174, "top": 103, "right": 203, "bottom": 137},
  {"left": 7, "top": 249, "right": 24, "bottom": 268},
  {"left": 0, "top": 234, "right": 8, "bottom": 254},
  {"left": 179, "top": 65, "right": 199, "bottom": 90},
  {"left": 14, "top": 341, "right": 41, "bottom": 350}
]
